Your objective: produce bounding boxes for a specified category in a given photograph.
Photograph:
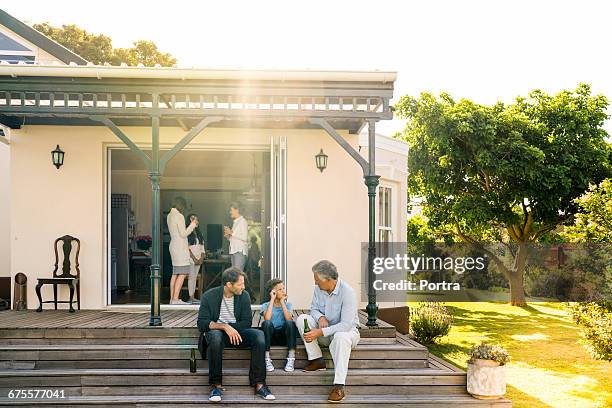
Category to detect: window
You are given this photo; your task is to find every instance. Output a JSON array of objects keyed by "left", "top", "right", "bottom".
[
  {"left": 0, "top": 32, "right": 36, "bottom": 64},
  {"left": 378, "top": 185, "right": 393, "bottom": 243},
  {"left": 378, "top": 186, "right": 393, "bottom": 242}
]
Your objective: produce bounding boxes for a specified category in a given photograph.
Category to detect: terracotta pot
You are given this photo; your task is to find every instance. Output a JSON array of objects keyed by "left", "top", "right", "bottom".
[{"left": 466, "top": 359, "right": 506, "bottom": 399}]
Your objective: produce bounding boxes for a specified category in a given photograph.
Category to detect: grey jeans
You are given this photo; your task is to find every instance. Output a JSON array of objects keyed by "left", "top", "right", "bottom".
[{"left": 230, "top": 252, "right": 247, "bottom": 271}]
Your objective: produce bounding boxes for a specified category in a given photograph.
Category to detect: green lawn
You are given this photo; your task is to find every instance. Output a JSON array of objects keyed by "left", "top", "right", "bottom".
[{"left": 411, "top": 302, "right": 612, "bottom": 408}]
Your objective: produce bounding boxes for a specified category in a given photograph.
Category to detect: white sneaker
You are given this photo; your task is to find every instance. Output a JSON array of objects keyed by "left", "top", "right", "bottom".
[
  {"left": 284, "top": 357, "right": 295, "bottom": 372},
  {"left": 170, "top": 299, "right": 188, "bottom": 305},
  {"left": 265, "top": 357, "right": 275, "bottom": 372}
]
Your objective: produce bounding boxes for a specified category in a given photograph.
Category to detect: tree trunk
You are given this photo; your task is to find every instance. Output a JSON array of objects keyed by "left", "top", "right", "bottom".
[
  {"left": 509, "top": 242, "right": 528, "bottom": 306},
  {"left": 509, "top": 270, "right": 526, "bottom": 306}
]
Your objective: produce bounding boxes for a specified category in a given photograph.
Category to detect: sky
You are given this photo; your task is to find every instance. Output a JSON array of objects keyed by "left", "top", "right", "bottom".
[{"left": 3, "top": 0, "right": 612, "bottom": 135}]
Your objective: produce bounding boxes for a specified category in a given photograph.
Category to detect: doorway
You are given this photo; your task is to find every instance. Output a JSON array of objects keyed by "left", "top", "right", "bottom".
[{"left": 107, "top": 140, "right": 286, "bottom": 306}]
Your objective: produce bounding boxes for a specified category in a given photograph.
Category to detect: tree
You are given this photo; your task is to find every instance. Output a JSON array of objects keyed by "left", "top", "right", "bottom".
[
  {"left": 562, "top": 179, "right": 612, "bottom": 243},
  {"left": 407, "top": 215, "right": 437, "bottom": 244},
  {"left": 33, "top": 23, "right": 176, "bottom": 67},
  {"left": 395, "top": 84, "right": 611, "bottom": 306}
]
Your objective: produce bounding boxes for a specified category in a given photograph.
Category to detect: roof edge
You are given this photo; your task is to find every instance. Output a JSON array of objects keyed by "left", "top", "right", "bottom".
[
  {"left": 0, "top": 9, "right": 88, "bottom": 65},
  {"left": 359, "top": 132, "right": 408, "bottom": 155},
  {"left": 0, "top": 64, "right": 397, "bottom": 83}
]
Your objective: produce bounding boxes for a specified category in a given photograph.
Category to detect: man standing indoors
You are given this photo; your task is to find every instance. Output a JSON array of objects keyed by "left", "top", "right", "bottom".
[{"left": 224, "top": 202, "right": 248, "bottom": 271}]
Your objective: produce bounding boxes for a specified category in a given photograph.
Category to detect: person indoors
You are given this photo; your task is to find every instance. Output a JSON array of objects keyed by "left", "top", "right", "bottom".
[
  {"left": 224, "top": 202, "right": 248, "bottom": 271},
  {"left": 187, "top": 213, "right": 205, "bottom": 304},
  {"left": 167, "top": 197, "right": 197, "bottom": 305}
]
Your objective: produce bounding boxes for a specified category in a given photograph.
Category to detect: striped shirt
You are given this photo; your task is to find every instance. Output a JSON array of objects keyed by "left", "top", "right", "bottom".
[{"left": 218, "top": 295, "right": 236, "bottom": 324}]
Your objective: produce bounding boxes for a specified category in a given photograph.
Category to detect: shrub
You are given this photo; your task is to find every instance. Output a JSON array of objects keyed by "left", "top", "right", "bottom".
[
  {"left": 525, "top": 246, "right": 611, "bottom": 302},
  {"left": 566, "top": 301, "right": 612, "bottom": 361},
  {"left": 409, "top": 302, "right": 453, "bottom": 344},
  {"left": 468, "top": 342, "right": 510, "bottom": 365}
]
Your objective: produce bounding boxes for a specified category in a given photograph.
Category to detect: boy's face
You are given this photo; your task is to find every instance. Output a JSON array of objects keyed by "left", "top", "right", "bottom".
[{"left": 273, "top": 283, "right": 285, "bottom": 298}]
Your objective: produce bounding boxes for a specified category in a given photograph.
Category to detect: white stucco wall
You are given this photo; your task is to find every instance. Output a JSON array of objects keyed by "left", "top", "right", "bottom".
[
  {"left": 358, "top": 135, "right": 409, "bottom": 308},
  {"left": 0, "top": 142, "right": 10, "bottom": 278},
  {"left": 10, "top": 125, "right": 406, "bottom": 310}
]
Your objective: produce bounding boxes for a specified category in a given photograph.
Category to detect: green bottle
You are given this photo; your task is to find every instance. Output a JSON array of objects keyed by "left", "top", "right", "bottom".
[
  {"left": 190, "top": 348, "right": 197, "bottom": 373},
  {"left": 303, "top": 318, "right": 311, "bottom": 343}
]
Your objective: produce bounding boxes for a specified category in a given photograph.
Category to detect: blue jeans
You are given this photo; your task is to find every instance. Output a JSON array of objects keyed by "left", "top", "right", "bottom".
[
  {"left": 205, "top": 328, "right": 266, "bottom": 386},
  {"left": 260, "top": 320, "right": 298, "bottom": 351}
]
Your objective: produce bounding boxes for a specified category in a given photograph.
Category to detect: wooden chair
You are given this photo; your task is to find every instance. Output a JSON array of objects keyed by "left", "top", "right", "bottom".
[{"left": 35, "top": 235, "right": 81, "bottom": 313}]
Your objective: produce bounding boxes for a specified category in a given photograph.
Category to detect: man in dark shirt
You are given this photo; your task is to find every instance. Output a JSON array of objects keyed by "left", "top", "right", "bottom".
[{"left": 198, "top": 267, "right": 275, "bottom": 402}]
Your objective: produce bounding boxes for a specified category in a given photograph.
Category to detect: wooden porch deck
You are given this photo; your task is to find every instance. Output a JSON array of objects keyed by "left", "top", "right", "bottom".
[{"left": 0, "top": 309, "right": 395, "bottom": 337}]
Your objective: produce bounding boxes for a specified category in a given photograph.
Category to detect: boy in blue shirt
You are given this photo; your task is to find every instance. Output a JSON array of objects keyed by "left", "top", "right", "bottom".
[{"left": 260, "top": 279, "right": 297, "bottom": 372}]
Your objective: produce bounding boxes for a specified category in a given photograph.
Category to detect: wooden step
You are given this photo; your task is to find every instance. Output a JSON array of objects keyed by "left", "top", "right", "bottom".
[
  {"left": 0, "top": 310, "right": 398, "bottom": 339},
  {"left": 0, "top": 394, "right": 512, "bottom": 407},
  {"left": 0, "top": 336, "right": 399, "bottom": 346},
  {"left": 0, "top": 385, "right": 469, "bottom": 398},
  {"left": 0, "top": 343, "right": 428, "bottom": 362},
  {"left": 0, "top": 369, "right": 469, "bottom": 398},
  {"left": 0, "top": 367, "right": 467, "bottom": 387},
  {"left": 2, "top": 357, "right": 429, "bottom": 370}
]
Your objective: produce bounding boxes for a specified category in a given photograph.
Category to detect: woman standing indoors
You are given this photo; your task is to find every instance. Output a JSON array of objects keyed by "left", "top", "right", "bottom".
[
  {"left": 167, "top": 197, "right": 198, "bottom": 305},
  {"left": 187, "top": 213, "right": 205, "bottom": 304}
]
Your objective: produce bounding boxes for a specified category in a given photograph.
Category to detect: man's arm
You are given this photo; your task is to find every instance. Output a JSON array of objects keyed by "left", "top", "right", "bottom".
[
  {"left": 197, "top": 296, "right": 212, "bottom": 333},
  {"left": 232, "top": 292, "right": 252, "bottom": 330},
  {"left": 321, "top": 288, "right": 357, "bottom": 337},
  {"left": 309, "top": 288, "right": 324, "bottom": 322}
]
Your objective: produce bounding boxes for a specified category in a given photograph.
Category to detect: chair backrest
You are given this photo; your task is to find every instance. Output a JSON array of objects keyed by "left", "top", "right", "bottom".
[{"left": 53, "top": 235, "right": 80, "bottom": 279}]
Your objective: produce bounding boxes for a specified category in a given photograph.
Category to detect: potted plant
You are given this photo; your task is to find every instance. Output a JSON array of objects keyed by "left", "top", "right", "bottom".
[
  {"left": 466, "top": 342, "right": 510, "bottom": 399},
  {"left": 135, "top": 235, "right": 152, "bottom": 251}
]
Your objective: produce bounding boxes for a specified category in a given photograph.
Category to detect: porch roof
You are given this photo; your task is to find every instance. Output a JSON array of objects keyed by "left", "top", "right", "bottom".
[{"left": 0, "top": 65, "right": 396, "bottom": 133}]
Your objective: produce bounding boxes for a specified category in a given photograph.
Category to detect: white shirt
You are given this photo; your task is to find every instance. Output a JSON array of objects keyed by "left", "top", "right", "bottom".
[
  {"left": 167, "top": 208, "right": 196, "bottom": 267},
  {"left": 229, "top": 216, "right": 248, "bottom": 255},
  {"left": 218, "top": 295, "right": 236, "bottom": 324}
]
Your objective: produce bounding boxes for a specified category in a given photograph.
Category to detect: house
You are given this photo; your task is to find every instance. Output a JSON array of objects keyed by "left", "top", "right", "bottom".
[
  {"left": 0, "top": 9, "right": 407, "bottom": 317},
  {"left": 0, "top": 8, "right": 87, "bottom": 302},
  {"left": 0, "top": 10, "right": 514, "bottom": 407}
]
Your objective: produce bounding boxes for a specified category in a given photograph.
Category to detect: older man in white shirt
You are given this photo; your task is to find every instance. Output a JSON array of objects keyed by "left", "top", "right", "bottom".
[
  {"left": 224, "top": 202, "right": 248, "bottom": 271},
  {"left": 296, "top": 260, "right": 360, "bottom": 403}
]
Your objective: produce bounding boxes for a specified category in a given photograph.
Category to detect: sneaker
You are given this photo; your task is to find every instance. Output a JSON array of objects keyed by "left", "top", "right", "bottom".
[
  {"left": 265, "top": 357, "right": 275, "bottom": 372},
  {"left": 209, "top": 385, "right": 223, "bottom": 402},
  {"left": 284, "top": 357, "right": 295, "bottom": 372},
  {"left": 190, "top": 298, "right": 200, "bottom": 304},
  {"left": 170, "top": 299, "right": 188, "bottom": 305},
  {"left": 255, "top": 384, "right": 276, "bottom": 400}
]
